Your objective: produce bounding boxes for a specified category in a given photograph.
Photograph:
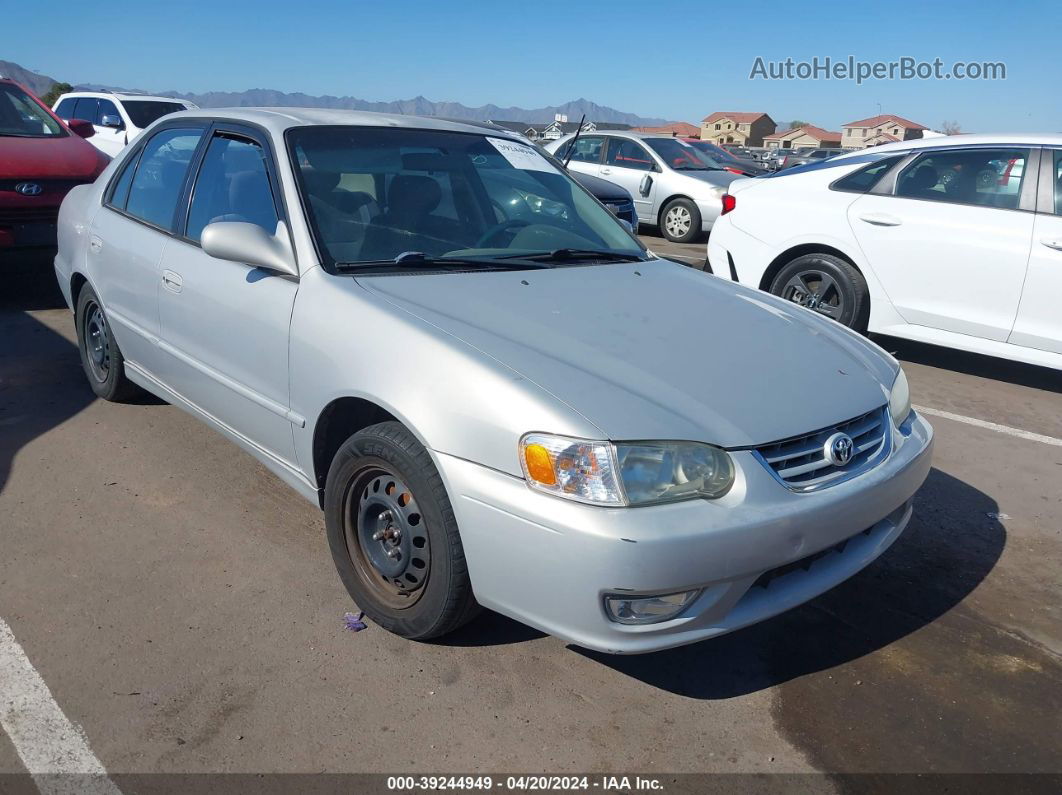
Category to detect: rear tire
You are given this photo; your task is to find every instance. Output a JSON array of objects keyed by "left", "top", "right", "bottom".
[
  {"left": 324, "top": 421, "right": 480, "bottom": 640},
  {"left": 75, "top": 284, "right": 142, "bottom": 402},
  {"left": 660, "top": 198, "right": 702, "bottom": 244},
  {"left": 769, "top": 253, "right": 869, "bottom": 332}
]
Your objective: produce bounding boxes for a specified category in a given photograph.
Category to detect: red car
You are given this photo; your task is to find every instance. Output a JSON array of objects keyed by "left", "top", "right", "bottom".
[{"left": 0, "top": 78, "right": 110, "bottom": 251}]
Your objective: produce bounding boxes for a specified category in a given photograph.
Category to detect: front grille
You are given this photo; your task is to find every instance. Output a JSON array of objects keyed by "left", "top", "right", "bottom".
[
  {"left": 0, "top": 206, "right": 60, "bottom": 225},
  {"left": 753, "top": 406, "right": 890, "bottom": 491},
  {"left": 751, "top": 526, "right": 875, "bottom": 590},
  {"left": 0, "top": 179, "right": 86, "bottom": 196}
]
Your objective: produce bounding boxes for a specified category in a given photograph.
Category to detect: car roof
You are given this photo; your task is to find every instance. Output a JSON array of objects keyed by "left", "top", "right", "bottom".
[
  {"left": 59, "top": 90, "right": 190, "bottom": 103},
  {"left": 157, "top": 107, "right": 530, "bottom": 140},
  {"left": 833, "top": 133, "right": 1062, "bottom": 160}
]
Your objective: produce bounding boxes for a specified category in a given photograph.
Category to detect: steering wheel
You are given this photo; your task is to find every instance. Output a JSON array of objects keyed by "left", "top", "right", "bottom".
[{"left": 475, "top": 219, "right": 531, "bottom": 248}]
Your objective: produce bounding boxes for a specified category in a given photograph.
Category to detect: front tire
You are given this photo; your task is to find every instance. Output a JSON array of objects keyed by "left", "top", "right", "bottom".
[
  {"left": 769, "top": 253, "right": 869, "bottom": 331},
  {"left": 75, "top": 285, "right": 142, "bottom": 401},
  {"left": 660, "top": 198, "right": 702, "bottom": 243},
  {"left": 324, "top": 421, "right": 480, "bottom": 640}
]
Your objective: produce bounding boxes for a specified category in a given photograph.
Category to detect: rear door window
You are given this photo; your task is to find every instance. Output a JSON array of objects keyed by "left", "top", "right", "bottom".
[
  {"left": 54, "top": 97, "right": 76, "bottom": 118},
  {"left": 124, "top": 128, "right": 203, "bottom": 229}
]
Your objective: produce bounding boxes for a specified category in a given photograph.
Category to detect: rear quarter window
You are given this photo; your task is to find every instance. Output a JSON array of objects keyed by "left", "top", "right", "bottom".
[{"left": 829, "top": 155, "right": 905, "bottom": 192}]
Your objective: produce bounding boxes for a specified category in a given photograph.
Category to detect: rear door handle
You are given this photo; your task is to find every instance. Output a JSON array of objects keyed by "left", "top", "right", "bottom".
[
  {"left": 600, "top": 167, "right": 612, "bottom": 175},
  {"left": 858, "top": 212, "right": 902, "bottom": 227},
  {"left": 161, "top": 270, "right": 183, "bottom": 293},
  {"left": 1041, "top": 238, "right": 1062, "bottom": 251}
]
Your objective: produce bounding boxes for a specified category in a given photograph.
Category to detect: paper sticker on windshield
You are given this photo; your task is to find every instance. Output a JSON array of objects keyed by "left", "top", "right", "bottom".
[{"left": 487, "top": 137, "right": 557, "bottom": 173}]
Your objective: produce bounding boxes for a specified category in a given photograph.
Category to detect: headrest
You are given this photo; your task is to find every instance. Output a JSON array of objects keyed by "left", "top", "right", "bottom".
[{"left": 387, "top": 175, "right": 441, "bottom": 216}]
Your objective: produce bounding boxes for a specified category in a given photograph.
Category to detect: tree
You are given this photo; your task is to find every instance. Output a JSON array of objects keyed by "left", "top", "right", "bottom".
[
  {"left": 788, "top": 120, "right": 810, "bottom": 130},
  {"left": 940, "top": 120, "right": 962, "bottom": 135},
  {"left": 40, "top": 82, "right": 72, "bottom": 107}
]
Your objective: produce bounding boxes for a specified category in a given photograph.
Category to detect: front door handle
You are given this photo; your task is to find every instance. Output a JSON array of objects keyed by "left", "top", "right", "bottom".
[
  {"left": 600, "top": 167, "right": 612, "bottom": 175},
  {"left": 161, "top": 270, "right": 183, "bottom": 293},
  {"left": 1040, "top": 238, "right": 1062, "bottom": 251},
  {"left": 858, "top": 212, "right": 903, "bottom": 227}
]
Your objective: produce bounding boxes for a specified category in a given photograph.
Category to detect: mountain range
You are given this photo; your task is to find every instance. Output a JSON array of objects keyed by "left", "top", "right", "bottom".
[{"left": 1, "top": 59, "right": 670, "bottom": 126}]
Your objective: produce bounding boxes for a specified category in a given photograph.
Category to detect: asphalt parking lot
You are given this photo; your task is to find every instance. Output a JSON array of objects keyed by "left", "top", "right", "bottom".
[{"left": 1, "top": 242, "right": 1060, "bottom": 790}]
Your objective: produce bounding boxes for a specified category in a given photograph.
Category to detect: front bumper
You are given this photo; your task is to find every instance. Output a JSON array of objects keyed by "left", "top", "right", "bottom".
[{"left": 435, "top": 412, "right": 933, "bottom": 654}]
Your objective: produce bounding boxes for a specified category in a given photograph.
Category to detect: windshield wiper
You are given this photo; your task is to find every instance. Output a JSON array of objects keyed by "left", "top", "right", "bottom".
[
  {"left": 334, "top": 251, "right": 551, "bottom": 272},
  {"left": 492, "top": 248, "right": 647, "bottom": 263}
]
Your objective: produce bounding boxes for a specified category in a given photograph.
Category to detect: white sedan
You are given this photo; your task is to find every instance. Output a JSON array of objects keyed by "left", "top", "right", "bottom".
[{"left": 708, "top": 134, "right": 1062, "bottom": 370}]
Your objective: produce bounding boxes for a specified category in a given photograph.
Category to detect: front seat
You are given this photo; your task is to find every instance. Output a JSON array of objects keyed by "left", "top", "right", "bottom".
[
  {"left": 361, "top": 175, "right": 449, "bottom": 259},
  {"left": 900, "top": 165, "right": 938, "bottom": 199}
]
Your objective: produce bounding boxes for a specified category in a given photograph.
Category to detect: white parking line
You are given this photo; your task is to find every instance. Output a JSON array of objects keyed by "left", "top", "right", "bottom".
[
  {"left": 0, "top": 616, "right": 121, "bottom": 795},
  {"left": 914, "top": 404, "right": 1062, "bottom": 447}
]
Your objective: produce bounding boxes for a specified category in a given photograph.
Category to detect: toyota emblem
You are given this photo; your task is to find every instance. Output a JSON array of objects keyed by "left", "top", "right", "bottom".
[{"left": 824, "top": 432, "right": 854, "bottom": 466}]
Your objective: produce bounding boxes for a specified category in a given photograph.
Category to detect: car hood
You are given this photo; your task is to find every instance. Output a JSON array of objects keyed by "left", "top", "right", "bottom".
[
  {"left": 356, "top": 260, "right": 896, "bottom": 448},
  {"left": 0, "top": 133, "right": 107, "bottom": 181}
]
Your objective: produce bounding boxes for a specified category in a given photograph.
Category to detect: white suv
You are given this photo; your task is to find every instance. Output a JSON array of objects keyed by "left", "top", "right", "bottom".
[
  {"left": 52, "top": 91, "right": 197, "bottom": 157},
  {"left": 708, "top": 134, "right": 1062, "bottom": 370}
]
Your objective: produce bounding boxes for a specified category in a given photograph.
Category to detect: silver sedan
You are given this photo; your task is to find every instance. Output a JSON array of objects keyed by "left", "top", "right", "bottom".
[{"left": 54, "top": 109, "right": 932, "bottom": 654}]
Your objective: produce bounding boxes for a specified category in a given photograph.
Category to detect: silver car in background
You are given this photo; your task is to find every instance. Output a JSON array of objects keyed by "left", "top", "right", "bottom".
[
  {"left": 547, "top": 130, "right": 742, "bottom": 243},
  {"left": 54, "top": 108, "right": 932, "bottom": 654}
]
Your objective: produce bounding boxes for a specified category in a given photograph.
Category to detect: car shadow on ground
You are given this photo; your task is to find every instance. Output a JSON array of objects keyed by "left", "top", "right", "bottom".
[
  {"left": 0, "top": 256, "right": 97, "bottom": 493},
  {"left": 873, "top": 334, "right": 1062, "bottom": 394},
  {"left": 573, "top": 467, "right": 1004, "bottom": 698}
]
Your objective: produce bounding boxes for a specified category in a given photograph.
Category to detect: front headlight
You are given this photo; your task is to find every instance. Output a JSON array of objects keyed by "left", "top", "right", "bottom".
[
  {"left": 520, "top": 434, "right": 734, "bottom": 506},
  {"left": 889, "top": 368, "right": 912, "bottom": 426}
]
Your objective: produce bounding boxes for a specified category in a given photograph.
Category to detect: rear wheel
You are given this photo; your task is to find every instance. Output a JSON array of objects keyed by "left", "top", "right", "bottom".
[
  {"left": 75, "top": 285, "right": 142, "bottom": 401},
  {"left": 324, "top": 421, "right": 480, "bottom": 640},
  {"left": 769, "top": 253, "right": 869, "bottom": 331},
  {"left": 660, "top": 198, "right": 702, "bottom": 243}
]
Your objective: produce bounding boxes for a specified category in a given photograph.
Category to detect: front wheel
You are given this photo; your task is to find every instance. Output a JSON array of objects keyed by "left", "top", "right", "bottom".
[
  {"left": 768, "top": 253, "right": 869, "bottom": 331},
  {"left": 324, "top": 421, "right": 480, "bottom": 640},
  {"left": 659, "top": 198, "right": 702, "bottom": 244}
]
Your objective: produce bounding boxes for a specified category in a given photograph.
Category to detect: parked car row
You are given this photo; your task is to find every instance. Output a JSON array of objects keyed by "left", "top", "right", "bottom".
[
  {"left": 547, "top": 131, "right": 741, "bottom": 243},
  {"left": 53, "top": 106, "right": 932, "bottom": 654},
  {"left": 708, "top": 134, "right": 1062, "bottom": 370}
]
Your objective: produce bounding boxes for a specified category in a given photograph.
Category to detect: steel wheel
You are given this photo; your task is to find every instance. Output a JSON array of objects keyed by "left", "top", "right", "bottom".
[
  {"left": 343, "top": 465, "right": 431, "bottom": 610},
  {"left": 83, "top": 300, "right": 112, "bottom": 383},
  {"left": 664, "top": 205, "right": 692, "bottom": 239},
  {"left": 779, "top": 270, "right": 845, "bottom": 320}
]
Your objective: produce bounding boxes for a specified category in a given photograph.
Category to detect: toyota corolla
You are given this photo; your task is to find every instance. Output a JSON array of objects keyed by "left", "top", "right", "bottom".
[{"left": 54, "top": 109, "right": 933, "bottom": 654}]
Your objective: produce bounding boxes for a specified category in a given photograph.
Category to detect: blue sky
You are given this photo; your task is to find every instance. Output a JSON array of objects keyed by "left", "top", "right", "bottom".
[{"left": 4, "top": 0, "right": 1058, "bottom": 132}]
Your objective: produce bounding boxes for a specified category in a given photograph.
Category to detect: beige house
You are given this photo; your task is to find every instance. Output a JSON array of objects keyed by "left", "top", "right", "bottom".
[
  {"left": 762, "top": 125, "right": 842, "bottom": 151},
  {"left": 841, "top": 114, "right": 927, "bottom": 150},
  {"left": 701, "top": 112, "right": 776, "bottom": 147}
]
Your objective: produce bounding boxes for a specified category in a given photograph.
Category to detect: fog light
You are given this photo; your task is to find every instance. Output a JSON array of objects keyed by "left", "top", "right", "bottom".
[{"left": 604, "top": 590, "right": 700, "bottom": 625}]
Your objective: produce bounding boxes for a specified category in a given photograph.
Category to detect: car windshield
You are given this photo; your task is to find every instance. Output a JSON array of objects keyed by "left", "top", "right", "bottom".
[
  {"left": 122, "top": 100, "right": 186, "bottom": 128},
  {"left": 644, "top": 138, "right": 712, "bottom": 170},
  {"left": 290, "top": 126, "right": 645, "bottom": 269},
  {"left": 0, "top": 84, "right": 64, "bottom": 138}
]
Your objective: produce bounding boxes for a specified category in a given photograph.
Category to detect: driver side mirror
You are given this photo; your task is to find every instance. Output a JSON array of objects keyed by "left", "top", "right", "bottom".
[
  {"left": 201, "top": 221, "right": 298, "bottom": 278},
  {"left": 639, "top": 173, "right": 653, "bottom": 198},
  {"left": 100, "top": 114, "right": 124, "bottom": 129},
  {"left": 67, "top": 118, "right": 95, "bottom": 139}
]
